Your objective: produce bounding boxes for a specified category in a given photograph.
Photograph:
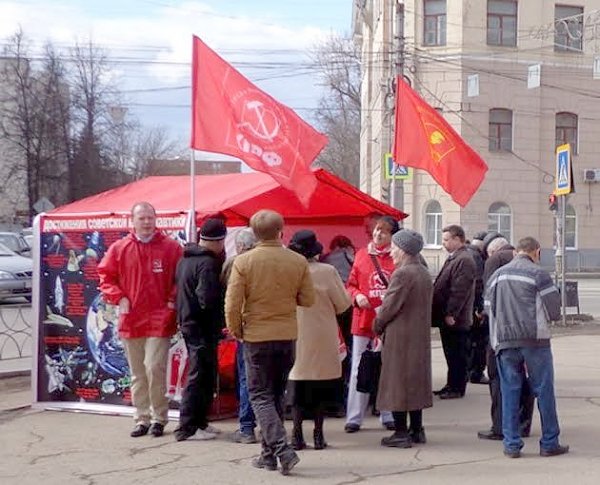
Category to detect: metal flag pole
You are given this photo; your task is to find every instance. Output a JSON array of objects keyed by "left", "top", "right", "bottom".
[{"left": 189, "top": 149, "right": 197, "bottom": 243}]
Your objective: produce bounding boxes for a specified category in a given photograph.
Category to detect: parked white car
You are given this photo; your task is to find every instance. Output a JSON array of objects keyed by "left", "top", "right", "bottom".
[
  {"left": 0, "top": 232, "right": 31, "bottom": 257},
  {"left": 0, "top": 243, "right": 33, "bottom": 302}
]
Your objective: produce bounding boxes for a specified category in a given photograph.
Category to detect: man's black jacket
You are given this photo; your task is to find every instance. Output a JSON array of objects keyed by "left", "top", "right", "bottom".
[
  {"left": 466, "top": 244, "right": 485, "bottom": 313},
  {"left": 176, "top": 244, "right": 224, "bottom": 342},
  {"left": 483, "top": 245, "right": 515, "bottom": 286},
  {"left": 432, "top": 246, "right": 477, "bottom": 329}
]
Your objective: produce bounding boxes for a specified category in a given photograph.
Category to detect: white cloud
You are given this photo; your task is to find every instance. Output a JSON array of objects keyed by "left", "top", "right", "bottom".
[
  {"left": 0, "top": 1, "right": 336, "bottom": 139},
  {"left": 0, "top": 1, "right": 328, "bottom": 86}
]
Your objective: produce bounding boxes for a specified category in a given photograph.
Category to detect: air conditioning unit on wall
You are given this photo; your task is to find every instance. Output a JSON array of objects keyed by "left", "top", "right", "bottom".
[{"left": 583, "top": 168, "right": 600, "bottom": 182}]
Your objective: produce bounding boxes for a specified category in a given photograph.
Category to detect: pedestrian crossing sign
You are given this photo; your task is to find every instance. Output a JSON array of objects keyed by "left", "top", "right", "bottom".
[
  {"left": 555, "top": 144, "right": 572, "bottom": 196},
  {"left": 384, "top": 153, "right": 411, "bottom": 180}
]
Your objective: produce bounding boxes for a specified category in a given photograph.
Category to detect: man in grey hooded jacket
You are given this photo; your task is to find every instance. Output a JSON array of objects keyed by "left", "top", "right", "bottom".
[{"left": 485, "top": 236, "right": 568, "bottom": 459}]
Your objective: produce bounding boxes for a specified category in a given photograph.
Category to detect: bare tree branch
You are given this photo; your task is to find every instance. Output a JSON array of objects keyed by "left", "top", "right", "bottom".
[{"left": 309, "top": 34, "right": 360, "bottom": 186}]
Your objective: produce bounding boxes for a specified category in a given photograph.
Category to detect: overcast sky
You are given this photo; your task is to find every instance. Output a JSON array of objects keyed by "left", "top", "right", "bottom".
[{"left": 0, "top": 0, "right": 352, "bottom": 151}]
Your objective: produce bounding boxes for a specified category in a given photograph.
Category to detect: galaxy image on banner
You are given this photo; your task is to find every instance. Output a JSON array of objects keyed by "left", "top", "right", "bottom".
[
  {"left": 39, "top": 227, "right": 134, "bottom": 404},
  {"left": 36, "top": 215, "right": 237, "bottom": 418}
]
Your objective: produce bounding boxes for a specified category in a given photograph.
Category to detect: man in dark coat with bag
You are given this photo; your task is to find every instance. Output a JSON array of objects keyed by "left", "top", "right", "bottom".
[
  {"left": 173, "top": 218, "right": 227, "bottom": 442},
  {"left": 374, "top": 229, "right": 433, "bottom": 448}
]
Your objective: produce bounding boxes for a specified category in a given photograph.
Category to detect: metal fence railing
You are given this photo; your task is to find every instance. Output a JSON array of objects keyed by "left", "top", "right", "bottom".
[{"left": 0, "top": 303, "right": 33, "bottom": 372}]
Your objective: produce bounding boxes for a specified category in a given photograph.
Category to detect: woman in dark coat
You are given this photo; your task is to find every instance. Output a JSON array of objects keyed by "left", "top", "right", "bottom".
[{"left": 373, "top": 229, "right": 433, "bottom": 448}]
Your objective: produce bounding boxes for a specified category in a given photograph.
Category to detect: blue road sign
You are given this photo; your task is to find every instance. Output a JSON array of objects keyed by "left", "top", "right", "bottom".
[
  {"left": 555, "top": 144, "right": 572, "bottom": 195},
  {"left": 384, "top": 153, "right": 410, "bottom": 180}
]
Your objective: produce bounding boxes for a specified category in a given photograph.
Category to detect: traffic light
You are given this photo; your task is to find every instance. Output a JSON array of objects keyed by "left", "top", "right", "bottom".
[{"left": 549, "top": 194, "right": 558, "bottom": 212}]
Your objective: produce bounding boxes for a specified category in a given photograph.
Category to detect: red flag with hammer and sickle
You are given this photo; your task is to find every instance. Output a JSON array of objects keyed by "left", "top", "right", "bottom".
[
  {"left": 191, "top": 36, "right": 328, "bottom": 206},
  {"left": 392, "top": 78, "right": 488, "bottom": 207}
]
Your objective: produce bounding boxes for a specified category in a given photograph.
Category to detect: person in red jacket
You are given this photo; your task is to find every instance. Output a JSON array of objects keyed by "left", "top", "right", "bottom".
[
  {"left": 344, "top": 215, "right": 398, "bottom": 433},
  {"left": 98, "top": 202, "right": 182, "bottom": 438}
]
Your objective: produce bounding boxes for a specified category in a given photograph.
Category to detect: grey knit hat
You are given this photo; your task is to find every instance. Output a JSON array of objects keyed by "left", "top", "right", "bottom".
[{"left": 392, "top": 229, "right": 424, "bottom": 256}]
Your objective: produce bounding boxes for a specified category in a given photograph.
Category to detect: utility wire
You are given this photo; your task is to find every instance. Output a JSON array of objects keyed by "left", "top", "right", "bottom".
[{"left": 413, "top": 78, "right": 555, "bottom": 182}]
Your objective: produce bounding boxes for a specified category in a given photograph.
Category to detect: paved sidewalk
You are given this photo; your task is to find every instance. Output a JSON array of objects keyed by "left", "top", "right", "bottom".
[{"left": 1, "top": 332, "right": 600, "bottom": 484}]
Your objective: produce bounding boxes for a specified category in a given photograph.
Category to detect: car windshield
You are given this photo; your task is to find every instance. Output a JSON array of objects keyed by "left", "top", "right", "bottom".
[
  {"left": 0, "top": 242, "right": 16, "bottom": 256},
  {"left": 0, "top": 235, "right": 19, "bottom": 253}
]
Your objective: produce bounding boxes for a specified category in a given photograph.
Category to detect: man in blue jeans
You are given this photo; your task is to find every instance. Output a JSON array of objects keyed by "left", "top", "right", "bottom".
[
  {"left": 222, "top": 228, "right": 258, "bottom": 444},
  {"left": 233, "top": 341, "right": 257, "bottom": 443},
  {"left": 485, "top": 236, "right": 568, "bottom": 459}
]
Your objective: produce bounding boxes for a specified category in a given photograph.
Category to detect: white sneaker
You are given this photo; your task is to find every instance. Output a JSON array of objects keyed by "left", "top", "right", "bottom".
[
  {"left": 203, "top": 424, "right": 222, "bottom": 434},
  {"left": 190, "top": 429, "right": 217, "bottom": 441}
]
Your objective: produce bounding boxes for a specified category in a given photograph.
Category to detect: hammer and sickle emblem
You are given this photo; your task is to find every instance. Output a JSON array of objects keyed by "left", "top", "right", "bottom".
[{"left": 239, "top": 100, "right": 280, "bottom": 142}]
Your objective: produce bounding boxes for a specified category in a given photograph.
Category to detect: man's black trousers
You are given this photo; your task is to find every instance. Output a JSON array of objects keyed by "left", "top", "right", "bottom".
[
  {"left": 179, "top": 331, "right": 217, "bottom": 431},
  {"left": 440, "top": 326, "right": 469, "bottom": 394}
]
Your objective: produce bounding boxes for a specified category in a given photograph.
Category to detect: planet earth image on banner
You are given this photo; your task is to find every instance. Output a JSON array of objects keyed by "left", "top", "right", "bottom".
[{"left": 86, "top": 294, "right": 129, "bottom": 377}]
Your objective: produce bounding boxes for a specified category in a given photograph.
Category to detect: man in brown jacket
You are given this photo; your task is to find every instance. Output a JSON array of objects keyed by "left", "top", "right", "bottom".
[
  {"left": 432, "top": 225, "right": 476, "bottom": 400},
  {"left": 225, "top": 210, "right": 315, "bottom": 476}
]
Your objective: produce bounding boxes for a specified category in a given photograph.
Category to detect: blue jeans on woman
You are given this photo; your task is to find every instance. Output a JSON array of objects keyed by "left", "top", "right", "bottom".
[
  {"left": 237, "top": 342, "right": 256, "bottom": 435},
  {"left": 496, "top": 346, "right": 561, "bottom": 454}
]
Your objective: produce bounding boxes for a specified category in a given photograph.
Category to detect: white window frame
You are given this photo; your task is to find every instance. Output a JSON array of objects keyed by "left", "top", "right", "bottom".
[
  {"left": 489, "top": 108, "right": 513, "bottom": 152},
  {"left": 554, "top": 4, "right": 584, "bottom": 52},
  {"left": 424, "top": 200, "right": 443, "bottom": 247},
  {"left": 487, "top": 0, "right": 518, "bottom": 47},
  {"left": 555, "top": 112, "right": 579, "bottom": 155},
  {"left": 553, "top": 203, "right": 577, "bottom": 249},
  {"left": 423, "top": 0, "right": 447, "bottom": 46},
  {"left": 487, "top": 202, "right": 512, "bottom": 243}
]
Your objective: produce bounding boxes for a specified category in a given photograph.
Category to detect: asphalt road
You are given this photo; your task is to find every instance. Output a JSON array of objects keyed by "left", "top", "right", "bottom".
[
  {"left": 572, "top": 279, "right": 600, "bottom": 317},
  {"left": 1, "top": 332, "right": 600, "bottom": 484}
]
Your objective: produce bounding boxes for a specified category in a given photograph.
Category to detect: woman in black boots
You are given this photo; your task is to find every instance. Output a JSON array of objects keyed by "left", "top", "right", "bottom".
[
  {"left": 287, "top": 230, "right": 351, "bottom": 450},
  {"left": 373, "top": 229, "right": 433, "bottom": 447}
]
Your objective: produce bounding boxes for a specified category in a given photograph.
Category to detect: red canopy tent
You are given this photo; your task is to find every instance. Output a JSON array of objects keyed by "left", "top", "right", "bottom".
[
  {"left": 33, "top": 168, "right": 406, "bottom": 419},
  {"left": 50, "top": 168, "right": 407, "bottom": 247}
]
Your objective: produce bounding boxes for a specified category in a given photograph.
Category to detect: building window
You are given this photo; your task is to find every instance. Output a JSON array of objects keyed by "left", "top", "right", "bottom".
[
  {"left": 555, "top": 5, "right": 584, "bottom": 52},
  {"left": 555, "top": 112, "right": 578, "bottom": 154},
  {"left": 553, "top": 204, "right": 577, "bottom": 249},
  {"left": 487, "top": 0, "right": 518, "bottom": 46},
  {"left": 488, "top": 202, "right": 512, "bottom": 242},
  {"left": 424, "top": 200, "right": 443, "bottom": 246},
  {"left": 489, "top": 108, "right": 513, "bottom": 151},
  {"left": 424, "top": 0, "right": 446, "bottom": 46}
]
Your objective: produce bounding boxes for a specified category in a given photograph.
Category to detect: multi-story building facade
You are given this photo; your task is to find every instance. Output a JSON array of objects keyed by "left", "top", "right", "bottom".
[{"left": 353, "top": 0, "right": 600, "bottom": 270}]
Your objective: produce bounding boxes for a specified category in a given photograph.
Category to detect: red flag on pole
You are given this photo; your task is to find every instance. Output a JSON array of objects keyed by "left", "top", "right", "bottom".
[
  {"left": 392, "top": 78, "right": 488, "bottom": 207},
  {"left": 191, "top": 36, "right": 327, "bottom": 206}
]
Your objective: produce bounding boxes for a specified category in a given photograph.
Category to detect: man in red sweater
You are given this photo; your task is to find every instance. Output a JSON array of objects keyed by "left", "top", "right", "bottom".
[{"left": 98, "top": 202, "right": 182, "bottom": 438}]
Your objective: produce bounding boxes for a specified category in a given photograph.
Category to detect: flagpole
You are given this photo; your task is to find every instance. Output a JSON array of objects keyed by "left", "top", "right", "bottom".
[
  {"left": 189, "top": 35, "right": 197, "bottom": 245},
  {"left": 189, "top": 149, "right": 197, "bottom": 243},
  {"left": 391, "top": 1, "right": 406, "bottom": 211}
]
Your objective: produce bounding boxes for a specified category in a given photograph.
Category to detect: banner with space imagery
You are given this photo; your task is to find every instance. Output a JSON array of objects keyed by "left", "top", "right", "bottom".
[{"left": 35, "top": 213, "right": 237, "bottom": 417}]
